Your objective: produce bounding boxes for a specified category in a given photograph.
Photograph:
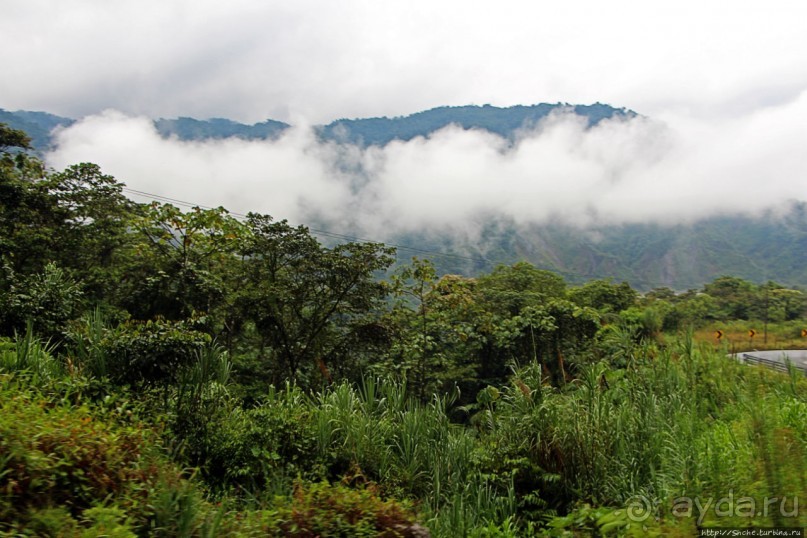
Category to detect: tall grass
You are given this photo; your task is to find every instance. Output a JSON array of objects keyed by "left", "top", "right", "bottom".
[
  {"left": 312, "top": 377, "right": 517, "bottom": 536},
  {"left": 477, "top": 329, "right": 806, "bottom": 530},
  {"left": 68, "top": 307, "right": 110, "bottom": 379},
  {"left": 0, "top": 321, "right": 61, "bottom": 382}
]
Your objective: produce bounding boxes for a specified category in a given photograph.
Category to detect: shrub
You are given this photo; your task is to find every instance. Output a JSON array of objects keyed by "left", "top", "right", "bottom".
[
  {"left": 221, "top": 481, "right": 423, "bottom": 537},
  {"left": 0, "top": 375, "right": 202, "bottom": 534},
  {"left": 92, "top": 318, "right": 211, "bottom": 388}
]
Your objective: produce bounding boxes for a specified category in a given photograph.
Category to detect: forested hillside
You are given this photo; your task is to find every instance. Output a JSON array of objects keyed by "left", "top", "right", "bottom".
[
  {"left": 414, "top": 209, "right": 807, "bottom": 290},
  {"left": 1, "top": 123, "right": 805, "bottom": 536}
]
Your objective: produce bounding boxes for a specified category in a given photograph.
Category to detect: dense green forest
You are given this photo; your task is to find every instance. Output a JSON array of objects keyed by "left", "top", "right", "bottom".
[{"left": 1, "top": 123, "right": 805, "bottom": 536}]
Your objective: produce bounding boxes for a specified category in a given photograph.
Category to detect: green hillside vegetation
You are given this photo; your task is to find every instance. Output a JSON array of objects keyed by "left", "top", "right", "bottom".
[
  {"left": 1, "top": 124, "right": 806, "bottom": 535},
  {"left": 420, "top": 211, "right": 807, "bottom": 290},
  {"left": 4, "top": 103, "right": 629, "bottom": 151}
]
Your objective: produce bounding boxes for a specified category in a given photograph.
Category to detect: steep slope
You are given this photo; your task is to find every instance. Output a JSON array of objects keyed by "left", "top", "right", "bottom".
[{"left": 404, "top": 204, "right": 807, "bottom": 290}]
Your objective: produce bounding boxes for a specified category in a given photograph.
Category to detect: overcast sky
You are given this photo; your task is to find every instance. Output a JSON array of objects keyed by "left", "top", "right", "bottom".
[{"left": 4, "top": 0, "right": 807, "bottom": 233}]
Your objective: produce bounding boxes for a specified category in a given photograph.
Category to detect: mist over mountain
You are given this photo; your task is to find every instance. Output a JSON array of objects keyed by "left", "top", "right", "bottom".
[{"left": 5, "top": 102, "right": 807, "bottom": 291}]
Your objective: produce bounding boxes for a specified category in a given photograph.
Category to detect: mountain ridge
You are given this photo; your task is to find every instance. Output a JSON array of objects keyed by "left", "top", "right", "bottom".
[{"left": 0, "top": 102, "right": 631, "bottom": 150}]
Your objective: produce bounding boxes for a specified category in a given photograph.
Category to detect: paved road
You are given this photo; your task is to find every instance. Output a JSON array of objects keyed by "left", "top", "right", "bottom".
[{"left": 735, "top": 349, "right": 807, "bottom": 373}]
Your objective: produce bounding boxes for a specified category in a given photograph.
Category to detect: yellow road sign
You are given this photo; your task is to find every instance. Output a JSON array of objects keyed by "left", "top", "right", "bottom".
[
  {"left": 748, "top": 329, "right": 756, "bottom": 338},
  {"left": 715, "top": 330, "right": 723, "bottom": 340},
  {"left": 802, "top": 329, "right": 807, "bottom": 337}
]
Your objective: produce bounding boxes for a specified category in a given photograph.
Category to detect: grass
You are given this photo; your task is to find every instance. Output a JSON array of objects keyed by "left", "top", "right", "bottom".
[{"left": 1, "top": 326, "right": 804, "bottom": 536}]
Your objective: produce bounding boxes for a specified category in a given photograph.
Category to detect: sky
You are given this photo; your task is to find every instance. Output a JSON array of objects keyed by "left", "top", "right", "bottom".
[{"left": 3, "top": 0, "right": 807, "bottom": 235}]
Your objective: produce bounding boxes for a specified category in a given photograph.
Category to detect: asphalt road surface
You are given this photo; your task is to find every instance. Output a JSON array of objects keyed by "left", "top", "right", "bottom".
[{"left": 736, "top": 349, "right": 807, "bottom": 373}]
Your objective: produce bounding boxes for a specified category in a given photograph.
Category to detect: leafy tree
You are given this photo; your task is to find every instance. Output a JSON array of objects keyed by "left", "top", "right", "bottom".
[
  {"left": 119, "top": 203, "right": 244, "bottom": 321},
  {"left": 0, "top": 151, "right": 56, "bottom": 276},
  {"left": 569, "top": 279, "right": 637, "bottom": 314},
  {"left": 46, "top": 163, "right": 136, "bottom": 300},
  {"left": 0, "top": 123, "right": 31, "bottom": 151},
  {"left": 668, "top": 292, "right": 719, "bottom": 328},
  {"left": 703, "top": 275, "right": 756, "bottom": 319},
  {"left": 1, "top": 154, "right": 135, "bottom": 308},
  {"left": 382, "top": 259, "right": 480, "bottom": 401},
  {"left": 493, "top": 299, "right": 600, "bottom": 384},
  {"left": 477, "top": 262, "right": 567, "bottom": 316},
  {"left": 470, "top": 262, "right": 578, "bottom": 386},
  {"left": 232, "top": 214, "right": 396, "bottom": 387}
]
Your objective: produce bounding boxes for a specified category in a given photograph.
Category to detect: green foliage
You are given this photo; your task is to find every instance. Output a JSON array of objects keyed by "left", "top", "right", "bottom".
[
  {"left": 0, "top": 122, "right": 32, "bottom": 151},
  {"left": 232, "top": 213, "right": 395, "bottom": 387},
  {"left": 382, "top": 258, "right": 479, "bottom": 400},
  {"left": 569, "top": 278, "right": 638, "bottom": 314},
  {"left": 120, "top": 203, "right": 243, "bottom": 320},
  {"left": 90, "top": 317, "right": 212, "bottom": 388},
  {"left": 313, "top": 378, "right": 517, "bottom": 534},
  {"left": 0, "top": 375, "right": 191, "bottom": 534},
  {"left": 474, "top": 337, "right": 807, "bottom": 532},
  {"left": 1, "top": 262, "right": 83, "bottom": 340},
  {"left": 2, "top": 137, "right": 806, "bottom": 536},
  {"left": 218, "top": 480, "right": 421, "bottom": 537},
  {"left": 0, "top": 156, "right": 134, "bottom": 308},
  {"left": 477, "top": 262, "right": 567, "bottom": 316},
  {"left": 187, "top": 382, "right": 319, "bottom": 494}
]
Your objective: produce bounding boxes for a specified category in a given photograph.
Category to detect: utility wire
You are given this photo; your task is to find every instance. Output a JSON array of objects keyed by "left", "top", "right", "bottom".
[
  {"left": 121, "top": 187, "right": 491, "bottom": 266},
  {"left": 121, "top": 187, "right": 704, "bottom": 289}
]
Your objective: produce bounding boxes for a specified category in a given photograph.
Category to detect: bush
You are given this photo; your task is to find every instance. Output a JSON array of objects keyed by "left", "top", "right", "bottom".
[
  {"left": 88, "top": 318, "right": 211, "bottom": 387},
  {"left": 222, "top": 481, "right": 424, "bottom": 537},
  {"left": 188, "top": 383, "right": 322, "bottom": 495},
  {"left": 0, "top": 375, "right": 203, "bottom": 534}
]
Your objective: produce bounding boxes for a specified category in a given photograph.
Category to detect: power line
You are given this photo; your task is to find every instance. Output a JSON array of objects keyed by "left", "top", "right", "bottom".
[
  {"left": 121, "top": 187, "right": 491, "bottom": 266},
  {"left": 121, "top": 187, "right": 733, "bottom": 290}
]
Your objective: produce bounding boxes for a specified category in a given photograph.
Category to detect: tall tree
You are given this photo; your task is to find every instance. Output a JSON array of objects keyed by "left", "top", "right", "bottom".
[
  {"left": 234, "top": 214, "right": 396, "bottom": 387},
  {"left": 119, "top": 203, "right": 244, "bottom": 321}
]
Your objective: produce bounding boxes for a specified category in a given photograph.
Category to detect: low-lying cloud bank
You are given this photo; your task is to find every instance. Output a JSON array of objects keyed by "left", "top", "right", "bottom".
[{"left": 46, "top": 92, "right": 807, "bottom": 240}]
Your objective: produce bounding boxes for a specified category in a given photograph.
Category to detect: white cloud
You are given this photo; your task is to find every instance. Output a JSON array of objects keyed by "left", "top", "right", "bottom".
[
  {"left": 48, "top": 110, "right": 353, "bottom": 224},
  {"left": 45, "top": 90, "right": 807, "bottom": 239}
]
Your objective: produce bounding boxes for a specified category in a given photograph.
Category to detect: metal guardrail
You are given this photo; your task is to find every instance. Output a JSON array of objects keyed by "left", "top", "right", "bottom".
[{"left": 740, "top": 353, "right": 807, "bottom": 375}]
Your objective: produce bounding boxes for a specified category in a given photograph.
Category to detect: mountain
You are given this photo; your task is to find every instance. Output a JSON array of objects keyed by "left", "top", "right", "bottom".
[
  {"left": 153, "top": 117, "right": 289, "bottom": 141},
  {"left": 3, "top": 104, "right": 806, "bottom": 290},
  {"left": 317, "top": 103, "right": 633, "bottom": 146},
  {"left": 404, "top": 205, "right": 807, "bottom": 290},
  {"left": 1, "top": 103, "right": 631, "bottom": 152}
]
